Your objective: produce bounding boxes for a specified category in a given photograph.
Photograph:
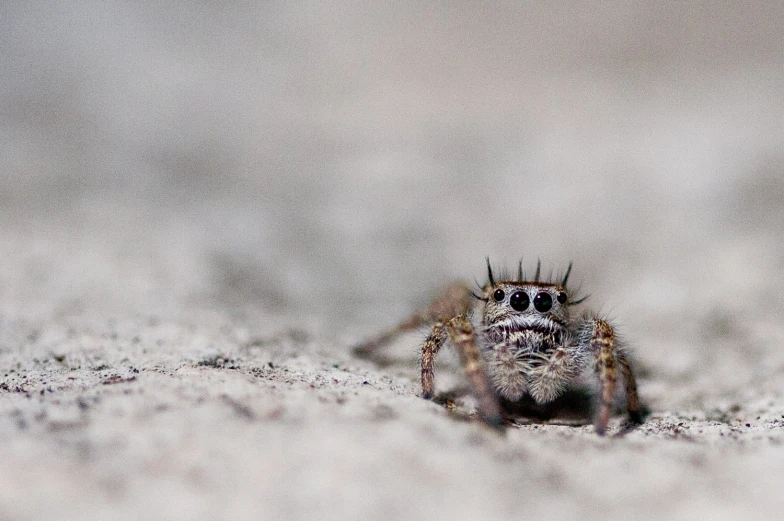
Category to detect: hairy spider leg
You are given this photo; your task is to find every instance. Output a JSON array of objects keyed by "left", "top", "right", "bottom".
[
  {"left": 444, "top": 315, "right": 503, "bottom": 427},
  {"left": 420, "top": 321, "right": 447, "bottom": 399},
  {"left": 584, "top": 318, "right": 618, "bottom": 435},
  {"left": 580, "top": 318, "right": 641, "bottom": 435},
  {"left": 618, "top": 352, "right": 643, "bottom": 423},
  {"left": 352, "top": 282, "right": 473, "bottom": 361}
]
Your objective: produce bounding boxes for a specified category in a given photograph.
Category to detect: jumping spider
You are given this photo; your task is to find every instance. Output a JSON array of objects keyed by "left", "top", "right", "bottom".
[{"left": 354, "top": 260, "right": 642, "bottom": 435}]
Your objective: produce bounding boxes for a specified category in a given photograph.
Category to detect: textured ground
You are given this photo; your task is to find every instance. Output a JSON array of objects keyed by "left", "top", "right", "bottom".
[{"left": 2, "top": 2, "right": 784, "bottom": 520}]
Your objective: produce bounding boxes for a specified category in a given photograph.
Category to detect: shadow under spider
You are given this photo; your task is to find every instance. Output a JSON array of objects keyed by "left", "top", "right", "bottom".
[
  {"left": 437, "top": 387, "right": 651, "bottom": 432},
  {"left": 431, "top": 387, "right": 595, "bottom": 426}
]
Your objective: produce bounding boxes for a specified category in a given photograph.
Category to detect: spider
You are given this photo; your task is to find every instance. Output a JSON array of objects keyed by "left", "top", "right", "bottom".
[{"left": 353, "top": 259, "right": 642, "bottom": 435}]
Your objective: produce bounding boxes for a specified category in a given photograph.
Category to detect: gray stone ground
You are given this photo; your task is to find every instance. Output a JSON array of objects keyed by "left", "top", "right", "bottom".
[{"left": 2, "top": 2, "right": 784, "bottom": 520}]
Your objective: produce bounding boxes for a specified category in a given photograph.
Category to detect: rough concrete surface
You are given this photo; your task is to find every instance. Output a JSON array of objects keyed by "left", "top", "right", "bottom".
[{"left": 2, "top": 2, "right": 784, "bottom": 520}]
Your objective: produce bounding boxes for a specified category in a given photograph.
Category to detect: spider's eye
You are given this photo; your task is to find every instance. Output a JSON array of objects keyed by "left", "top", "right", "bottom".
[
  {"left": 509, "top": 291, "right": 529, "bottom": 311},
  {"left": 557, "top": 292, "right": 567, "bottom": 304},
  {"left": 533, "top": 292, "right": 553, "bottom": 312},
  {"left": 493, "top": 289, "right": 505, "bottom": 302}
]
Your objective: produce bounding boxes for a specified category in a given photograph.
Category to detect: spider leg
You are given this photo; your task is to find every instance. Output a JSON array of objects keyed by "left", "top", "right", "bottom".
[
  {"left": 352, "top": 314, "right": 424, "bottom": 362},
  {"left": 444, "top": 315, "right": 503, "bottom": 427},
  {"left": 421, "top": 321, "right": 447, "bottom": 399},
  {"left": 618, "top": 351, "right": 643, "bottom": 423},
  {"left": 579, "top": 317, "right": 643, "bottom": 435},
  {"left": 582, "top": 318, "right": 619, "bottom": 436},
  {"left": 352, "top": 282, "right": 474, "bottom": 363}
]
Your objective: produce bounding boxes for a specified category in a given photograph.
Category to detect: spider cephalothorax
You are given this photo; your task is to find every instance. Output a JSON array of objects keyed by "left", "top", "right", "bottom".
[{"left": 354, "top": 259, "right": 642, "bottom": 435}]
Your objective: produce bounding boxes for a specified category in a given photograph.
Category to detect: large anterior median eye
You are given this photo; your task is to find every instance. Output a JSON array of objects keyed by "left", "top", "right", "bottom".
[
  {"left": 533, "top": 292, "right": 553, "bottom": 312},
  {"left": 509, "top": 291, "right": 529, "bottom": 311}
]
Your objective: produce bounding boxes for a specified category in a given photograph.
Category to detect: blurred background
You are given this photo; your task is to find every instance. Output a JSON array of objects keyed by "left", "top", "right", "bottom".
[{"left": 1, "top": 1, "right": 783, "bottom": 357}]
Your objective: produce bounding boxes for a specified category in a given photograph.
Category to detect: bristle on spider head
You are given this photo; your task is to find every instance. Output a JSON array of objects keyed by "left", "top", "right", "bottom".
[
  {"left": 568, "top": 294, "right": 589, "bottom": 306},
  {"left": 562, "top": 261, "right": 573, "bottom": 287},
  {"left": 485, "top": 256, "right": 495, "bottom": 286},
  {"left": 517, "top": 259, "right": 523, "bottom": 282},
  {"left": 534, "top": 259, "right": 541, "bottom": 283}
]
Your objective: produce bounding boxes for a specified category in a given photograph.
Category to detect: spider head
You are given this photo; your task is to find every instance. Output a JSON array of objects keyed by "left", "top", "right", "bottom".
[
  {"left": 482, "top": 283, "right": 572, "bottom": 324},
  {"left": 477, "top": 259, "right": 586, "bottom": 327}
]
